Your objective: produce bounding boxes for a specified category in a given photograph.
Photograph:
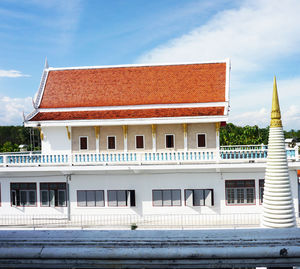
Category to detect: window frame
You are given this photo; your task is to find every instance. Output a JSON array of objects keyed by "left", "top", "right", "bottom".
[
  {"left": 259, "top": 179, "right": 264, "bottom": 204},
  {"left": 107, "top": 136, "right": 116, "bottom": 150},
  {"left": 225, "top": 180, "right": 256, "bottom": 206},
  {"left": 152, "top": 189, "right": 182, "bottom": 207},
  {"left": 107, "top": 190, "right": 135, "bottom": 207},
  {"left": 79, "top": 136, "right": 88, "bottom": 151},
  {"left": 135, "top": 135, "right": 145, "bottom": 149},
  {"left": 40, "top": 183, "right": 67, "bottom": 207},
  {"left": 165, "top": 134, "right": 175, "bottom": 149},
  {"left": 10, "top": 183, "right": 37, "bottom": 207},
  {"left": 196, "top": 133, "right": 207, "bottom": 148},
  {"left": 184, "top": 189, "right": 214, "bottom": 207},
  {"left": 77, "top": 190, "right": 105, "bottom": 207}
]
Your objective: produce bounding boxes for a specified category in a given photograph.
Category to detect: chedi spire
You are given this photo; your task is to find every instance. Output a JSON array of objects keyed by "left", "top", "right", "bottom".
[{"left": 262, "top": 77, "right": 296, "bottom": 228}]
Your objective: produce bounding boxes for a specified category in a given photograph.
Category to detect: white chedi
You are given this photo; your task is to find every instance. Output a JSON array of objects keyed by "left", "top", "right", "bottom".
[{"left": 262, "top": 77, "right": 296, "bottom": 228}]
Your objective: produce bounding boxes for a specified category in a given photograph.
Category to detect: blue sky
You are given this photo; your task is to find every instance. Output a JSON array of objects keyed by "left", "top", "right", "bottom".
[{"left": 0, "top": 0, "right": 300, "bottom": 129}]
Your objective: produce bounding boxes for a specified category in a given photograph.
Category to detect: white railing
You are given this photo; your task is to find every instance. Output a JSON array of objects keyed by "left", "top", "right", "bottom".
[
  {"left": 0, "top": 146, "right": 298, "bottom": 167},
  {"left": 0, "top": 213, "right": 263, "bottom": 229}
]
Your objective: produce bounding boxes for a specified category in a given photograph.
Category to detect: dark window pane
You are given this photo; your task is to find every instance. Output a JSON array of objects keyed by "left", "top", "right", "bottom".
[
  {"left": 28, "top": 191, "right": 36, "bottom": 205},
  {"left": 166, "top": 135, "right": 174, "bottom": 148},
  {"left": 193, "top": 189, "right": 204, "bottom": 206},
  {"left": 95, "top": 191, "right": 104, "bottom": 207},
  {"left": 136, "top": 136, "right": 144, "bottom": 149},
  {"left": 185, "top": 190, "right": 193, "bottom": 206},
  {"left": 128, "top": 190, "right": 136, "bottom": 207},
  {"left": 163, "top": 190, "right": 172, "bottom": 206},
  {"left": 80, "top": 137, "right": 88, "bottom": 150},
  {"left": 58, "top": 190, "right": 66, "bottom": 206},
  {"left": 20, "top": 191, "right": 27, "bottom": 206},
  {"left": 108, "top": 190, "right": 117, "bottom": 206},
  {"left": 153, "top": 190, "right": 162, "bottom": 206},
  {"left": 172, "top": 190, "right": 181, "bottom": 206},
  {"left": 108, "top": 137, "right": 116, "bottom": 149},
  {"left": 77, "top": 191, "right": 87, "bottom": 207},
  {"left": 204, "top": 189, "right": 213, "bottom": 206},
  {"left": 86, "top": 190, "right": 96, "bottom": 207},
  {"left": 41, "top": 190, "right": 49, "bottom": 206},
  {"left": 197, "top": 134, "right": 206, "bottom": 147},
  {"left": 11, "top": 191, "right": 17, "bottom": 206},
  {"left": 40, "top": 183, "right": 48, "bottom": 190},
  {"left": 117, "top": 190, "right": 126, "bottom": 206}
]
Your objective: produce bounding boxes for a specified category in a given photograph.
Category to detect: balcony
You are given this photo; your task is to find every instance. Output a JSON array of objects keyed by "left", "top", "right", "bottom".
[{"left": 0, "top": 144, "right": 298, "bottom": 167}]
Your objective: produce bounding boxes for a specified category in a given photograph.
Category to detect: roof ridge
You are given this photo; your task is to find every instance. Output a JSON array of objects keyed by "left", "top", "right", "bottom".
[{"left": 47, "top": 59, "right": 229, "bottom": 71}]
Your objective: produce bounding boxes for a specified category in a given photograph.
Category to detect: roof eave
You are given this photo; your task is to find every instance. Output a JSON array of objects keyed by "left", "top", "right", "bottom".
[{"left": 25, "top": 115, "right": 229, "bottom": 127}]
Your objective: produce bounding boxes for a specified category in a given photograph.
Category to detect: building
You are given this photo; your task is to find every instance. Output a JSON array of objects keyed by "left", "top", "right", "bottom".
[{"left": 0, "top": 59, "right": 299, "bottom": 228}]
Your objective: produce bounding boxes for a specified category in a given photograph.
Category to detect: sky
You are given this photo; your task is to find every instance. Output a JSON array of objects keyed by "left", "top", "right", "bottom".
[{"left": 0, "top": 0, "right": 300, "bottom": 130}]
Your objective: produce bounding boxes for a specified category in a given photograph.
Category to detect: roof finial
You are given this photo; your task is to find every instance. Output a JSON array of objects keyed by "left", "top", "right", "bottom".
[
  {"left": 44, "top": 56, "right": 49, "bottom": 69},
  {"left": 270, "top": 76, "right": 282, "bottom": 127}
]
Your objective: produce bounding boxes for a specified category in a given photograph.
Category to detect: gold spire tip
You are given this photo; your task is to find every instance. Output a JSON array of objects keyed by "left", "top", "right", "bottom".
[{"left": 270, "top": 76, "right": 282, "bottom": 128}]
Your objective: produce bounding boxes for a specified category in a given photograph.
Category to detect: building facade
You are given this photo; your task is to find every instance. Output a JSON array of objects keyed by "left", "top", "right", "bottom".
[{"left": 0, "top": 59, "right": 299, "bottom": 228}]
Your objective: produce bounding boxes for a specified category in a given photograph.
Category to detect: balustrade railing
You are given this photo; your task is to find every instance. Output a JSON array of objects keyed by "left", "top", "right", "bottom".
[
  {"left": 0, "top": 213, "right": 263, "bottom": 229},
  {"left": 0, "top": 145, "right": 298, "bottom": 167}
]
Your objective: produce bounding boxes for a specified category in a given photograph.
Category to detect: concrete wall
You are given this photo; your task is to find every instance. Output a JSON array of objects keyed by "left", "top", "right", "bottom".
[
  {"left": 64, "top": 123, "right": 217, "bottom": 153},
  {"left": 156, "top": 124, "right": 184, "bottom": 151},
  {"left": 188, "top": 123, "right": 216, "bottom": 149},
  {"left": 72, "top": 126, "right": 96, "bottom": 152},
  {"left": 42, "top": 127, "right": 71, "bottom": 154},
  {"left": 128, "top": 125, "right": 152, "bottom": 151},
  {"left": 99, "top": 126, "right": 124, "bottom": 151}
]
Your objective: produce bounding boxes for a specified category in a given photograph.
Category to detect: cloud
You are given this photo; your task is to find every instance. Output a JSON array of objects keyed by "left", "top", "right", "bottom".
[
  {"left": 0, "top": 70, "right": 30, "bottom": 78},
  {"left": 230, "top": 108, "right": 269, "bottom": 127},
  {"left": 136, "top": 0, "right": 300, "bottom": 73},
  {"left": 0, "top": 96, "right": 33, "bottom": 125}
]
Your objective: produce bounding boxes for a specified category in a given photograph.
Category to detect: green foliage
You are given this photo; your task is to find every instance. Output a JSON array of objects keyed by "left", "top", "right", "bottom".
[
  {"left": 220, "top": 123, "right": 300, "bottom": 146},
  {"left": 0, "top": 126, "right": 40, "bottom": 152},
  {"left": 220, "top": 123, "right": 269, "bottom": 145}
]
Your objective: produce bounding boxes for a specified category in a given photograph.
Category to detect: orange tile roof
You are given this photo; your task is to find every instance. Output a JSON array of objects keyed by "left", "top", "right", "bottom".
[
  {"left": 39, "top": 63, "right": 226, "bottom": 108},
  {"left": 30, "top": 107, "right": 224, "bottom": 121}
]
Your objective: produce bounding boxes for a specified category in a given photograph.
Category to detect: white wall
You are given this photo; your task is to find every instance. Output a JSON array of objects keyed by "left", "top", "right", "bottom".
[
  {"left": 42, "top": 127, "right": 71, "bottom": 154},
  {"left": 0, "top": 175, "right": 67, "bottom": 215},
  {"left": 0, "top": 169, "right": 298, "bottom": 216}
]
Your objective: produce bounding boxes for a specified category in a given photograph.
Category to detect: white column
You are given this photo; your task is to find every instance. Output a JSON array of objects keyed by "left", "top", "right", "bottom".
[
  {"left": 94, "top": 126, "right": 100, "bottom": 153},
  {"left": 215, "top": 122, "right": 220, "bottom": 149},
  {"left": 123, "top": 125, "right": 128, "bottom": 152},
  {"left": 183, "top": 123, "right": 187, "bottom": 151},
  {"left": 152, "top": 124, "right": 156, "bottom": 152}
]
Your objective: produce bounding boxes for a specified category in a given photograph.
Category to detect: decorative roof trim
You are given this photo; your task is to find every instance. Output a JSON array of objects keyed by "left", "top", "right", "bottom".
[
  {"left": 34, "top": 68, "right": 49, "bottom": 108},
  {"left": 225, "top": 59, "right": 231, "bottom": 115},
  {"left": 47, "top": 59, "right": 229, "bottom": 71},
  {"left": 24, "top": 115, "right": 228, "bottom": 127},
  {"left": 37, "top": 102, "right": 227, "bottom": 113},
  {"left": 24, "top": 109, "right": 39, "bottom": 122}
]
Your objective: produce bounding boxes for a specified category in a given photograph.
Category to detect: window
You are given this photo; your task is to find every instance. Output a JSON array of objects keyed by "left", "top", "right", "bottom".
[
  {"left": 40, "top": 183, "right": 67, "bottom": 207},
  {"left": 185, "top": 189, "right": 214, "bottom": 206},
  {"left": 107, "top": 190, "right": 135, "bottom": 207},
  {"left": 107, "top": 136, "right": 116, "bottom": 150},
  {"left": 165, "top": 134, "right": 175, "bottom": 149},
  {"left": 77, "top": 190, "right": 104, "bottom": 207},
  {"left": 11, "top": 183, "right": 36, "bottom": 207},
  {"left": 197, "top": 134, "right": 206, "bottom": 148},
  {"left": 259, "top": 179, "right": 264, "bottom": 204},
  {"left": 79, "top": 136, "right": 88, "bottom": 150},
  {"left": 152, "top": 189, "right": 181, "bottom": 206},
  {"left": 135, "top": 135, "right": 144, "bottom": 149},
  {"left": 225, "top": 180, "right": 255, "bottom": 205}
]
